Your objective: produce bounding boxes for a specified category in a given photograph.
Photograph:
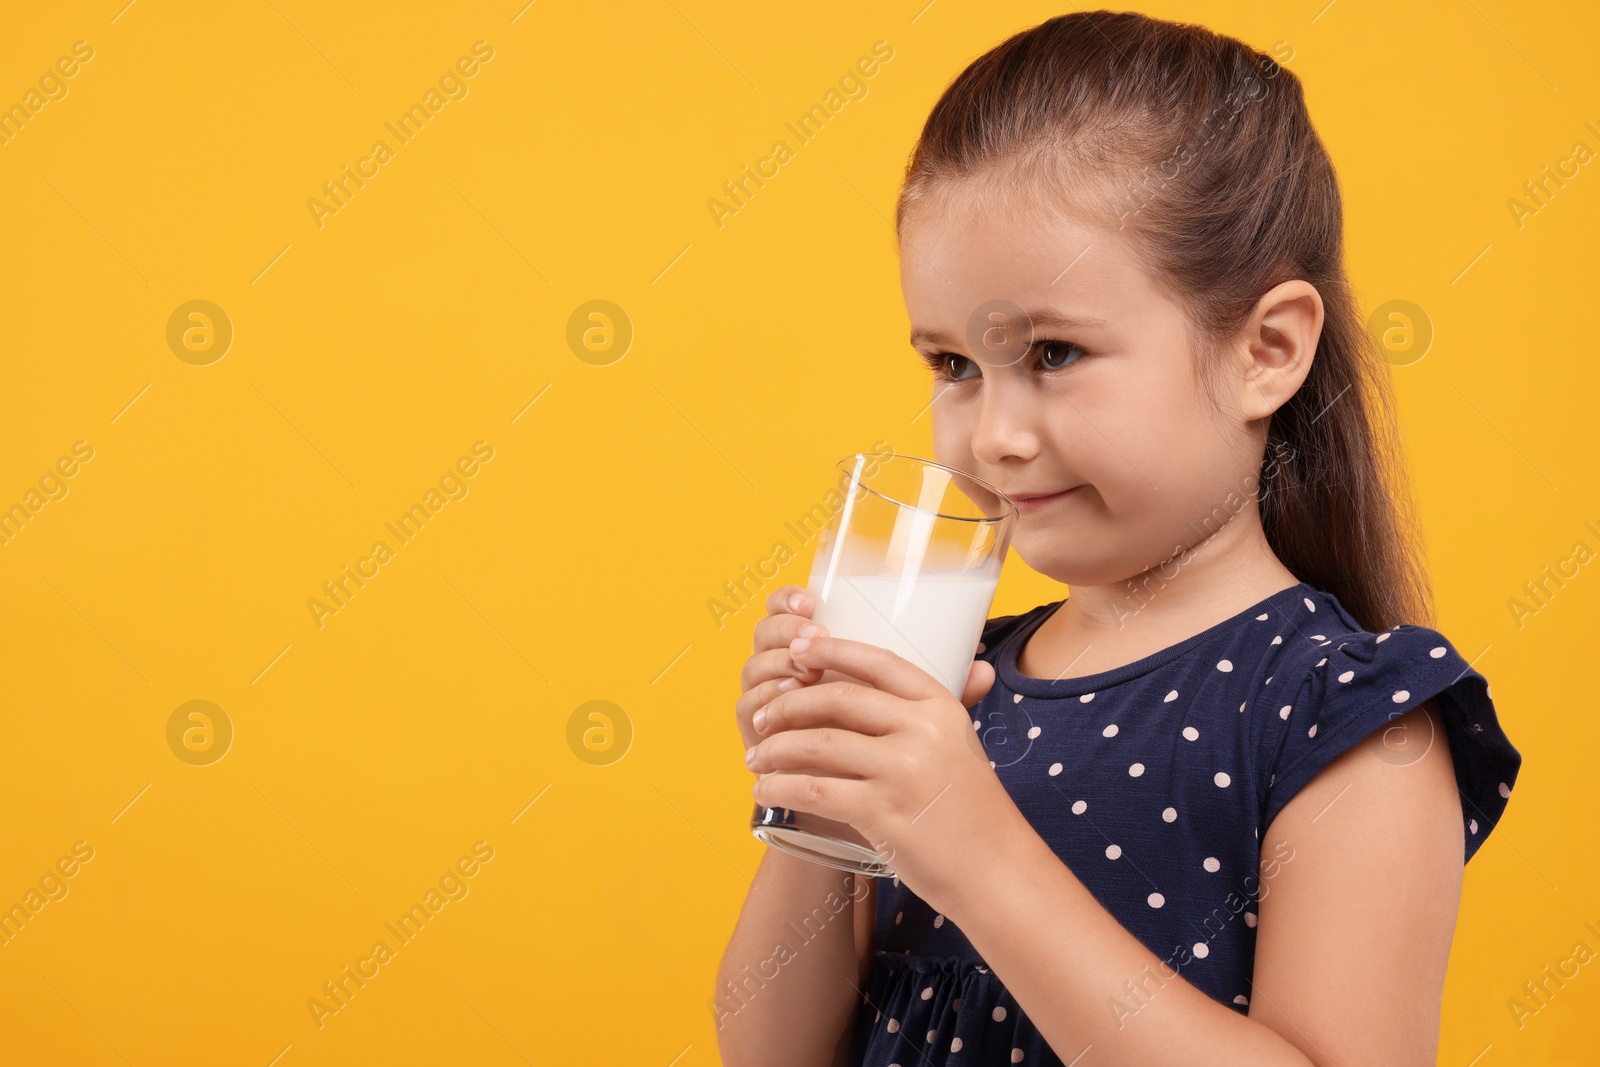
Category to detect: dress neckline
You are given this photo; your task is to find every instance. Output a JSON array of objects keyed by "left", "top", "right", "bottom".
[{"left": 996, "top": 581, "right": 1315, "bottom": 698}]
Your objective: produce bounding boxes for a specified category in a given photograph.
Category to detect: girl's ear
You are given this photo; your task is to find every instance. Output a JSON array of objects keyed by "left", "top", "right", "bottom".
[{"left": 1235, "top": 279, "right": 1323, "bottom": 421}]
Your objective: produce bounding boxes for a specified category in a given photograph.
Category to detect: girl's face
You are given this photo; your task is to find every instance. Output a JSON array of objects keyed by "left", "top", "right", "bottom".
[{"left": 899, "top": 190, "right": 1268, "bottom": 589}]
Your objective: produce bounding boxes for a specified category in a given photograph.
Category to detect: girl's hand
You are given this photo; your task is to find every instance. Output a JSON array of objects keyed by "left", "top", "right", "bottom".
[
  {"left": 734, "top": 583, "right": 998, "bottom": 753},
  {"left": 744, "top": 632, "right": 1016, "bottom": 919},
  {"left": 733, "top": 584, "right": 829, "bottom": 753}
]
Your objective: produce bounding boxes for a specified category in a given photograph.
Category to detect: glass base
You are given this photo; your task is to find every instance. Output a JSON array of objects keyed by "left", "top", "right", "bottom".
[{"left": 750, "top": 803, "right": 895, "bottom": 877}]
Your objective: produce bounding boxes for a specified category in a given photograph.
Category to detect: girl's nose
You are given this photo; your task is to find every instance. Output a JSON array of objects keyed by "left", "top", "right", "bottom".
[{"left": 968, "top": 382, "right": 1041, "bottom": 464}]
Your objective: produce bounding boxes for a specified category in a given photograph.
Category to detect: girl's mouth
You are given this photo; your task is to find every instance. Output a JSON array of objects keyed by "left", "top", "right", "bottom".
[{"left": 1012, "top": 486, "right": 1081, "bottom": 513}]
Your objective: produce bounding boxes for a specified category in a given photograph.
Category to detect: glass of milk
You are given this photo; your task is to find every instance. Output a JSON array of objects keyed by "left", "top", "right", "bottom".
[{"left": 749, "top": 451, "right": 1018, "bottom": 877}]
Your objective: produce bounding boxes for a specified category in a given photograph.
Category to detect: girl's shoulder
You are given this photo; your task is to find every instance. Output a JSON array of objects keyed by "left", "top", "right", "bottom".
[
  {"left": 1248, "top": 583, "right": 1524, "bottom": 864},
  {"left": 976, "top": 601, "right": 1061, "bottom": 660}
]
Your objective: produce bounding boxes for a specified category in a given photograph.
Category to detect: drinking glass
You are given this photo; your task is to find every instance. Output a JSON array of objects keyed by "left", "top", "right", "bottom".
[{"left": 749, "top": 452, "right": 1018, "bottom": 877}]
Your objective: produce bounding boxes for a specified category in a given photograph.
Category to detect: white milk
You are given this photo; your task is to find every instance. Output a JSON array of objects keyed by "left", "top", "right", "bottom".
[{"left": 806, "top": 569, "right": 999, "bottom": 698}]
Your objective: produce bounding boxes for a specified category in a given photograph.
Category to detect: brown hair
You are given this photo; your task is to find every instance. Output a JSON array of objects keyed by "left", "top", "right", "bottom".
[{"left": 894, "top": 9, "right": 1434, "bottom": 632}]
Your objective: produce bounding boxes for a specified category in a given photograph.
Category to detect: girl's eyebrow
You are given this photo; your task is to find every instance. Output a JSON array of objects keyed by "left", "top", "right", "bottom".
[{"left": 910, "top": 308, "right": 1109, "bottom": 347}]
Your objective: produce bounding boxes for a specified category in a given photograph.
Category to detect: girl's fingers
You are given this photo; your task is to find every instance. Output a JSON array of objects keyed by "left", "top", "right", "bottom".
[
  {"left": 736, "top": 673, "right": 802, "bottom": 729},
  {"left": 763, "top": 584, "right": 813, "bottom": 618},
  {"left": 959, "top": 658, "right": 997, "bottom": 709},
  {"left": 739, "top": 646, "right": 824, "bottom": 694},
  {"left": 751, "top": 769, "right": 870, "bottom": 826},
  {"left": 789, "top": 634, "right": 949, "bottom": 702},
  {"left": 752, "top": 679, "right": 901, "bottom": 738},
  {"left": 747, "top": 724, "right": 879, "bottom": 778},
  {"left": 752, "top": 610, "right": 825, "bottom": 655}
]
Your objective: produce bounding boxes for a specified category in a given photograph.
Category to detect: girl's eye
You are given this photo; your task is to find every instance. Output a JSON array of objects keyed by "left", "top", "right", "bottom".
[
  {"left": 922, "top": 340, "right": 1084, "bottom": 381},
  {"left": 938, "top": 353, "right": 980, "bottom": 380},
  {"left": 1035, "top": 340, "right": 1083, "bottom": 370}
]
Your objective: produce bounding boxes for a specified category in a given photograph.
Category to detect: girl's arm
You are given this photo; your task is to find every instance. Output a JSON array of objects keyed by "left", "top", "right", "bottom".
[
  {"left": 945, "top": 698, "right": 1460, "bottom": 1066},
  {"left": 717, "top": 583, "right": 873, "bottom": 1065},
  {"left": 713, "top": 847, "right": 873, "bottom": 1067},
  {"left": 1247, "top": 697, "right": 1461, "bottom": 1064}
]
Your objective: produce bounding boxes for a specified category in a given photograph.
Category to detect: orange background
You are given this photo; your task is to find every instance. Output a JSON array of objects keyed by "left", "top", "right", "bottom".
[{"left": 0, "top": 1, "right": 1594, "bottom": 1063}]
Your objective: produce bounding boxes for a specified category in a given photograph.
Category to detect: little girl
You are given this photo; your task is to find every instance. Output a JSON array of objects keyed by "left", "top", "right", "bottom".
[{"left": 716, "top": 11, "right": 1522, "bottom": 1066}]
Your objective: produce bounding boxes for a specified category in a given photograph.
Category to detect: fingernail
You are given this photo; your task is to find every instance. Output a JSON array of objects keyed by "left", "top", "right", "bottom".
[
  {"left": 744, "top": 745, "right": 758, "bottom": 767},
  {"left": 787, "top": 592, "right": 806, "bottom": 612},
  {"left": 753, "top": 706, "right": 768, "bottom": 731},
  {"left": 791, "top": 636, "right": 812, "bottom": 658},
  {"left": 797, "top": 623, "right": 824, "bottom": 638},
  {"left": 776, "top": 677, "right": 799, "bottom": 692}
]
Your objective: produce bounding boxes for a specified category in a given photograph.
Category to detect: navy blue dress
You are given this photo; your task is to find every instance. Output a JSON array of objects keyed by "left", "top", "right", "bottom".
[{"left": 849, "top": 580, "right": 1523, "bottom": 1066}]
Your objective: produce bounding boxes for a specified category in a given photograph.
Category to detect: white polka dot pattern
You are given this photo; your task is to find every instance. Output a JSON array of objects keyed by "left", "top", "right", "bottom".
[{"left": 856, "top": 583, "right": 1523, "bottom": 1067}]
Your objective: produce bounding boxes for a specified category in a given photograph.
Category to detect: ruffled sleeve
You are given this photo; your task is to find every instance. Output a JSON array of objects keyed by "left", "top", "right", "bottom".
[
  {"left": 1258, "top": 624, "right": 1523, "bottom": 864},
  {"left": 975, "top": 609, "right": 1033, "bottom": 658}
]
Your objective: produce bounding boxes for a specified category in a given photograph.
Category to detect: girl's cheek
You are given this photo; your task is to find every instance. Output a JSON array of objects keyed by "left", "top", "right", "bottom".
[{"left": 931, "top": 423, "right": 975, "bottom": 470}]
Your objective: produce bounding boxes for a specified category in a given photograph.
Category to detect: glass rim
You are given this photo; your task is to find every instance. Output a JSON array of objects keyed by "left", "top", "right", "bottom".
[{"left": 836, "top": 452, "right": 1020, "bottom": 524}]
